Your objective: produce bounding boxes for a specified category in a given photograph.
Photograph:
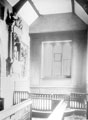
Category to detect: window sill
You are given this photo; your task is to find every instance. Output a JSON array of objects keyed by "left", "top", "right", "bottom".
[{"left": 41, "top": 76, "right": 71, "bottom": 80}]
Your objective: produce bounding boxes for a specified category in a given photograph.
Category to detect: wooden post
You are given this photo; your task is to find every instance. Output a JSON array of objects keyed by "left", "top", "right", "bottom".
[
  {"left": 6, "top": 25, "right": 13, "bottom": 76},
  {"left": 86, "top": 95, "right": 88, "bottom": 119}
]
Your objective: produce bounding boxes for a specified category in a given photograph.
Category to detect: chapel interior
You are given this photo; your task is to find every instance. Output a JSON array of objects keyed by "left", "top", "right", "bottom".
[{"left": 0, "top": 0, "right": 88, "bottom": 120}]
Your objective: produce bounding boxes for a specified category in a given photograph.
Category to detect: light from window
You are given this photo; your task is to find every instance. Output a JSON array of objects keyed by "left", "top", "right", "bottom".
[
  {"left": 41, "top": 40, "right": 72, "bottom": 79},
  {"left": 18, "top": 1, "right": 38, "bottom": 26}
]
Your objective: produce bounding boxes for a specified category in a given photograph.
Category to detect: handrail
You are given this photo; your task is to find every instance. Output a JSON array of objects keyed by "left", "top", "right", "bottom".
[
  {"left": 13, "top": 91, "right": 87, "bottom": 111},
  {"left": 0, "top": 99, "right": 32, "bottom": 120},
  {"left": 30, "top": 93, "right": 69, "bottom": 111},
  {"left": 47, "top": 100, "right": 67, "bottom": 120},
  {"left": 30, "top": 86, "right": 83, "bottom": 94},
  {"left": 30, "top": 93, "right": 69, "bottom": 100}
]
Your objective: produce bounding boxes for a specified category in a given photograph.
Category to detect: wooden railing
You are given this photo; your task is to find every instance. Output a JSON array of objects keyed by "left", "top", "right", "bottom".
[
  {"left": 31, "top": 93, "right": 52, "bottom": 111},
  {"left": 13, "top": 91, "right": 69, "bottom": 111},
  {"left": 69, "top": 93, "right": 86, "bottom": 109},
  {"left": 13, "top": 91, "right": 30, "bottom": 105},
  {"left": 0, "top": 99, "right": 32, "bottom": 120},
  {"left": 13, "top": 91, "right": 87, "bottom": 112},
  {"left": 31, "top": 93, "right": 69, "bottom": 111},
  {"left": 30, "top": 86, "right": 80, "bottom": 94}
]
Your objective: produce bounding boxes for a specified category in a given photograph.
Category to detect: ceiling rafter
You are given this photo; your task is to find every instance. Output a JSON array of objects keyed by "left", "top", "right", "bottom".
[
  {"left": 13, "top": 0, "right": 27, "bottom": 14},
  {"left": 71, "top": 0, "right": 74, "bottom": 13},
  {"left": 12, "top": 0, "right": 40, "bottom": 16},
  {"left": 76, "top": 0, "right": 88, "bottom": 14},
  {"left": 27, "top": 0, "right": 41, "bottom": 16}
]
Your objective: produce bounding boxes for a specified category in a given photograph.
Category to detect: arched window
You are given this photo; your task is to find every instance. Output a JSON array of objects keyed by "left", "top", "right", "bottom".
[
  {"left": 41, "top": 40, "right": 72, "bottom": 79},
  {"left": 42, "top": 43, "right": 53, "bottom": 77},
  {"left": 63, "top": 43, "right": 72, "bottom": 77},
  {"left": 53, "top": 43, "right": 62, "bottom": 76}
]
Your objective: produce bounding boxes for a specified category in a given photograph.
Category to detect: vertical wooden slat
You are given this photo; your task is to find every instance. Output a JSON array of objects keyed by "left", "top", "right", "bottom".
[{"left": 13, "top": 92, "right": 87, "bottom": 112}]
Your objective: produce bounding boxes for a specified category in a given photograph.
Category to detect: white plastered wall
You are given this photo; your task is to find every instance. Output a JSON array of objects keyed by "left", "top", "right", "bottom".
[{"left": 0, "top": 20, "right": 14, "bottom": 109}]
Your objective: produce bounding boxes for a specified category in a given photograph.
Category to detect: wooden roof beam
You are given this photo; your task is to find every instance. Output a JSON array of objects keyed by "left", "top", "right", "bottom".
[
  {"left": 13, "top": 0, "right": 27, "bottom": 14},
  {"left": 71, "top": 0, "right": 74, "bottom": 13},
  {"left": 28, "top": 0, "right": 40, "bottom": 16}
]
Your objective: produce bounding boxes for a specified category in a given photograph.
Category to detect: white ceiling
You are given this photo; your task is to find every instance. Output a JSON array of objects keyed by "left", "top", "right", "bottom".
[
  {"left": 7, "top": 0, "right": 88, "bottom": 25},
  {"left": 7, "top": 0, "right": 19, "bottom": 6},
  {"left": 18, "top": 1, "right": 38, "bottom": 26},
  {"left": 7, "top": 0, "right": 72, "bottom": 14},
  {"left": 32, "top": 0, "right": 72, "bottom": 14}
]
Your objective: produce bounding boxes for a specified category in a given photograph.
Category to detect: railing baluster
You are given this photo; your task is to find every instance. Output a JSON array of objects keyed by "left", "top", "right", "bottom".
[
  {"left": 13, "top": 91, "right": 87, "bottom": 114},
  {"left": 46, "top": 94, "right": 48, "bottom": 111},
  {"left": 46, "top": 95, "right": 49, "bottom": 110},
  {"left": 16, "top": 92, "right": 18, "bottom": 104},
  {"left": 13, "top": 91, "right": 29, "bottom": 105}
]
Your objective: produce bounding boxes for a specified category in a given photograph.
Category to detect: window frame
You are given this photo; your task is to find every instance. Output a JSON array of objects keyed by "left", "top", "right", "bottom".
[{"left": 41, "top": 40, "right": 72, "bottom": 79}]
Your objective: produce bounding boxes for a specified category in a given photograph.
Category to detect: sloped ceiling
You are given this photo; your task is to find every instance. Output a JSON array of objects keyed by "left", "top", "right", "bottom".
[
  {"left": 74, "top": 1, "right": 88, "bottom": 25},
  {"left": 7, "top": 0, "right": 72, "bottom": 14},
  {"left": 76, "top": 0, "right": 88, "bottom": 14},
  {"left": 29, "top": 13, "right": 87, "bottom": 34},
  {"left": 32, "top": 0, "right": 72, "bottom": 14},
  {"left": 7, "top": 0, "right": 88, "bottom": 25},
  {"left": 7, "top": 0, "right": 20, "bottom": 6}
]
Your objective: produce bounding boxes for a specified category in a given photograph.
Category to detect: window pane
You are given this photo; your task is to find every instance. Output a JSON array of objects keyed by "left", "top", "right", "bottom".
[
  {"left": 63, "top": 43, "right": 72, "bottom": 77},
  {"left": 53, "top": 62, "right": 62, "bottom": 76},
  {"left": 53, "top": 43, "right": 62, "bottom": 53},
  {"left": 63, "top": 43, "right": 72, "bottom": 59},
  {"left": 41, "top": 41, "right": 72, "bottom": 78},
  {"left": 43, "top": 43, "right": 53, "bottom": 77},
  {"left": 53, "top": 43, "right": 62, "bottom": 76},
  {"left": 63, "top": 60, "right": 71, "bottom": 76}
]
